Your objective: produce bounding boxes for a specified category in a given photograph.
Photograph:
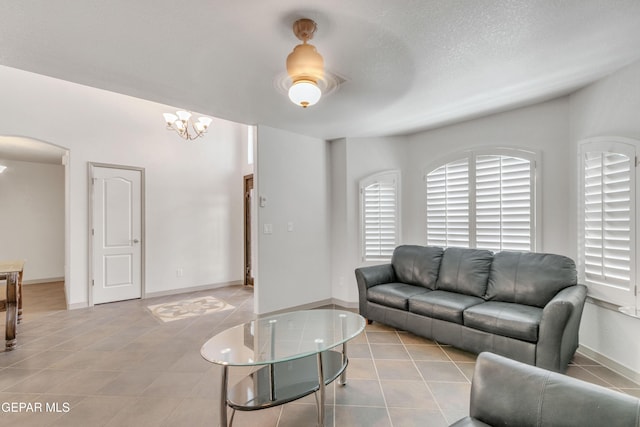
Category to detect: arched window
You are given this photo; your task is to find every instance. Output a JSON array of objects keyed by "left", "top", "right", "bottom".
[
  {"left": 579, "top": 137, "right": 638, "bottom": 309},
  {"left": 426, "top": 149, "right": 537, "bottom": 252},
  {"left": 359, "top": 170, "right": 401, "bottom": 261}
]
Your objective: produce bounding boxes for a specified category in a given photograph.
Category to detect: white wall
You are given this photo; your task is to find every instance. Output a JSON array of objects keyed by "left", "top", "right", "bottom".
[
  {"left": 330, "top": 136, "right": 409, "bottom": 305},
  {"left": 255, "top": 125, "right": 330, "bottom": 314},
  {"left": 569, "top": 59, "right": 640, "bottom": 378},
  {"left": 405, "top": 98, "right": 572, "bottom": 255},
  {"left": 0, "top": 158, "right": 64, "bottom": 282},
  {"left": 329, "top": 101, "right": 572, "bottom": 307},
  {"left": 0, "top": 65, "right": 247, "bottom": 307}
]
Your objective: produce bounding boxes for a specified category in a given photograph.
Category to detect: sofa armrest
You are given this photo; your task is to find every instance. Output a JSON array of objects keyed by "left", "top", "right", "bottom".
[
  {"left": 458, "top": 352, "right": 640, "bottom": 427},
  {"left": 536, "top": 284, "right": 587, "bottom": 372},
  {"left": 355, "top": 264, "right": 396, "bottom": 319}
]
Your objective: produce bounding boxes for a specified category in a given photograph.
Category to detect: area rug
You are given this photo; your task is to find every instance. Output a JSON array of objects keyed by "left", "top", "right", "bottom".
[{"left": 147, "top": 296, "right": 235, "bottom": 322}]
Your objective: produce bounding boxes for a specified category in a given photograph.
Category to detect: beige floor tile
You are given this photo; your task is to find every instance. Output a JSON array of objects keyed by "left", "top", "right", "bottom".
[
  {"left": 334, "top": 405, "right": 391, "bottom": 427},
  {"left": 334, "top": 379, "right": 385, "bottom": 407},
  {"left": 388, "top": 407, "right": 448, "bottom": 427},
  {"left": 405, "top": 344, "right": 450, "bottom": 361},
  {"left": 398, "top": 331, "right": 439, "bottom": 345},
  {"left": 345, "top": 358, "right": 378, "bottom": 380},
  {"left": 374, "top": 359, "right": 421, "bottom": 380},
  {"left": 415, "top": 360, "right": 470, "bottom": 382},
  {"left": 428, "top": 382, "right": 471, "bottom": 424},
  {"left": 380, "top": 379, "right": 439, "bottom": 410},
  {"left": 142, "top": 371, "right": 203, "bottom": 397},
  {"left": 5, "top": 368, "right": 77, "bottom": 393},
  {"left": 366, "top": 331, "right": 402, "bottom": 344},
  {"left": 96, "top": 369, "right": 162, "bottom": 396},
  {"left": 104, "top": 396, "right": 183, "bottom": 427},
  {"left": 46, "top": 370, "right": 114, "bottom": 395},
  {"left": 2, "top": 282, "right": 637, "bottom": 426},
  {"left": 369, "top": 343, "right": 411, "bottom": 360},
  {"left": 0, "top": 368, "right": 42, "bottom": 391},
  {"left": 48, "top": 396, "right": 131, "bottom": 427}
]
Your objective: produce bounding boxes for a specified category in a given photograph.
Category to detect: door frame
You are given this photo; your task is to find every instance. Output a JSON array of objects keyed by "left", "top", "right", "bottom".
[
  {"left": 88, "top": 162, "right": 146, "bottom": 306},
  {"left": 243, "top": 174, "right": 254, "bottom": 286}
]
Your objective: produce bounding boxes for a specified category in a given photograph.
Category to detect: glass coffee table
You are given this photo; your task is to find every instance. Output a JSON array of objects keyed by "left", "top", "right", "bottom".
[{"left": 201, "top": 309, "right": 365, "bottom": 427}]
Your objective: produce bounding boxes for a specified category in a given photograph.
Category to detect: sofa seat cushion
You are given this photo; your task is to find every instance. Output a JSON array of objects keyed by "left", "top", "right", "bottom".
[
  {"left": 409, "top": 291, "right": 484, "bottom": 324},
  {"left": 464, "top": 302, "right": 543, "bottom": 342},
  {"left": 368, "top": 283, "right": 430, "bottom": 310}
]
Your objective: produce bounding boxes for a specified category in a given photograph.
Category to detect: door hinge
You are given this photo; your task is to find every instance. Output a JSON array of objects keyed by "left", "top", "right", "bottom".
[
  {"left": 91, "top": 228, "right": 94, "bottom": 236},
  {"left": 92, "top": 279, "right": 95, "bottom": 287},
  {"left": 635, "top": 156, "right": 639, "bottom": 167}
]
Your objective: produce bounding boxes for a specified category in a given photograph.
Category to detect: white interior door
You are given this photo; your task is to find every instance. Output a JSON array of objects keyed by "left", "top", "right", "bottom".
[{"left": 91, "top": 165, "right": 143, "bottom": 304}]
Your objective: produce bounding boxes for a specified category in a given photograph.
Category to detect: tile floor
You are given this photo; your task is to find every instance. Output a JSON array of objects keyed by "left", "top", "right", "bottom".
[{"left": 1, "top": 284, "right": 639, "bottom": 426}]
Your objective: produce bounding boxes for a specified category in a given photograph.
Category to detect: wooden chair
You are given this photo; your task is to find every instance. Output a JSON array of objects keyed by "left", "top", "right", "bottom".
[{"left": 1, "top": 260, "right": 25, "bottom": 350}]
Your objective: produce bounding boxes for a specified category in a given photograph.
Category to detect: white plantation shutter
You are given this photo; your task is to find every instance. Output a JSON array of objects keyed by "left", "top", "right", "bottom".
[
  {"left": 426, "top": 150, "right": 536, "bottom": 251},
  {"left": 476, "top": 155, "right": 533, "bottom": 251},
  {"left": 426, "top": 159, "right": 470, "bottom": 247},
  {"left": 580, "top": 139, "right": 636, "bottom": 307},
  {"left": 360, "top": 171, "right": 400, "bottom": 261}
]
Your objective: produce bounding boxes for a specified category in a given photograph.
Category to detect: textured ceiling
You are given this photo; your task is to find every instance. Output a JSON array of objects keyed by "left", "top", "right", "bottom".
[{"left": 1, "top": 0, "right": 640, "bottom": 145}]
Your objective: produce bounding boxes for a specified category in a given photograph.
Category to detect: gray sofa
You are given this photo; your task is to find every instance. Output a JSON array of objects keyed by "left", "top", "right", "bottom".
[
  {"left": 451, "top": 352, "right": 640, "bottom": 427},
  {"left": 355, "top": 245, "right": 587, "bottom": 372}
]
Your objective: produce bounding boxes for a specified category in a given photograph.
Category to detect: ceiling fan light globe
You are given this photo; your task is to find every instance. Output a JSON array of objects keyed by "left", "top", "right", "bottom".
[{"left": 288, "top": 80, "right": 321, "bottom": 108}]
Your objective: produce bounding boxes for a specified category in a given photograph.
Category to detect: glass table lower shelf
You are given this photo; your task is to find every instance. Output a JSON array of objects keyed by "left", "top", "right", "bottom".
[
  {"left": 228, "top": 350, "right": 346, "bottom": 411},
  {"left": 201, "top": 309, "right": 366, "bottom": 427}
]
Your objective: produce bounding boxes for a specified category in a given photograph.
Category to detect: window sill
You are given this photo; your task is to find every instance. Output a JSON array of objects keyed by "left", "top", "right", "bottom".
[
  {"left": 586, "top": 296, "right": 640, "bottom": 319},
  {"left": 618, "top": 306, "right": 640, "bottom": 319}
]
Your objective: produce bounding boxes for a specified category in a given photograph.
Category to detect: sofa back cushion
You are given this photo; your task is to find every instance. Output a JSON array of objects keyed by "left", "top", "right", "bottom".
[
  {"left": 391, "top": 245, "right": 444, "bottom": 289},
  {"left": 435, "top": 247, "right": 493, "bottom": 297},
  {"left": 486, "top": 251, "right": 577, "bottom": 307}
]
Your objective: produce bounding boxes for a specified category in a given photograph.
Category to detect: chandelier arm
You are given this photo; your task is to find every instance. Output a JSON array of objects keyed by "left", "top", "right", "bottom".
[
  {"left": 167, "top": 123, "right": 190, "bottom": 140},
  {"left": 189, "top": 121, "right": 207, "bottom": 140}
]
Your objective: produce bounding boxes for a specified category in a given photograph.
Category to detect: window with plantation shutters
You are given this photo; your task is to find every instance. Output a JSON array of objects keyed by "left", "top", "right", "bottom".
[
  {"left": 475, "top": 154, "right": 533, "bottom": 251},
  {"left": 426, "top": 149, "right": 536, "bottom": 252},
  {"left": 426, "top": 158, "right": 470, "bottom": 247},
  {"left": 579, "top": 138, "right": 638, "bottom": 308},
  {"left": 360, "top": 171, "right": 400, "bottom": 261}
]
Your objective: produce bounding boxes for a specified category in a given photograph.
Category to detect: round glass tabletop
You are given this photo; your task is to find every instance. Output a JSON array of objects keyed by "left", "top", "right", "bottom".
[{"left": 201, "top": 309, "right": 365, "bottom": 366}]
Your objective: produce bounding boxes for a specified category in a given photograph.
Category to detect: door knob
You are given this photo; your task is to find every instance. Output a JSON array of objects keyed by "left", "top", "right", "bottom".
[{"left": 133, "top": 239, "right": 140, "bottom": 244}]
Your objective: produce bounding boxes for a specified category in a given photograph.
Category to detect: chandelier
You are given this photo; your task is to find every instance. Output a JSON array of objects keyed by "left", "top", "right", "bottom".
[
  {"left": 286, "top": 19, "right": 324, "bottom": 108},
  {"left": 163, "top": 111, "right": 213, "bottom": 140}
]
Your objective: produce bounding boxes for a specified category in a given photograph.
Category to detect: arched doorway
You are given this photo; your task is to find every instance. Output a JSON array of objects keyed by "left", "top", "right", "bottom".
[{"left": 0, "top": 135, "right": 69, "bottom": 315}]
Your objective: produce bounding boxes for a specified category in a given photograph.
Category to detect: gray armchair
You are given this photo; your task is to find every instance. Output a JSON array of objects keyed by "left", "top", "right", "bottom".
[{"left": 451, "top": 352, "right": 640, "bottom": 427}]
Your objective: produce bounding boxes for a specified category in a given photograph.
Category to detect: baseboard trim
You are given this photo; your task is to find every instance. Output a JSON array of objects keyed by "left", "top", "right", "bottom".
[
  {"left": 23, "top": 277, "right": 65, "bottom": 285},
  {"left": 258, "top": 298, "right": 334, "bottom": 317},
  {"left": 577, "top": 344, "right": 640, "bottom": 385},
  {"left": 68, "top": 301, "right": 88, "bottom": 310},
  {"left": 144, "top": 280, "right": 244, "bottom": 299},
  {"left": 257, "top": 298, "right": 359, "bottom": 317},
  {"left": 331, "top": 298, "right": 358, "bottom": 309}
]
